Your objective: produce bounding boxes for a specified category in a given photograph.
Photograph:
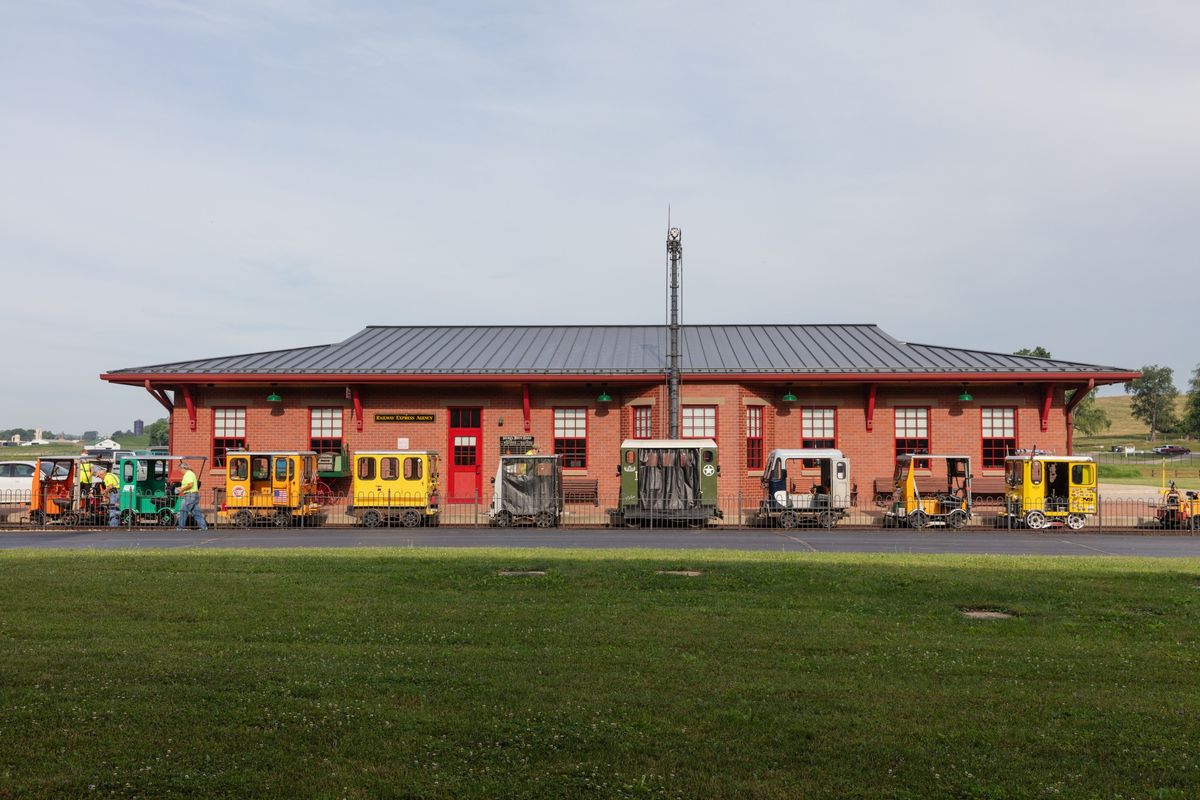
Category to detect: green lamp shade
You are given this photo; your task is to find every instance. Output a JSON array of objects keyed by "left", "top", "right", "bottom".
[
  {"left": 266, "top": 392, "right": 283, "bottom": 403},
  {"left": 781, "top": 390, "right": 798, "bottom": 403},
  {"left": 958, "top": 391, "right": 973, "bottom": 402},
  {"left": 596, "top": 391, "right": 613, "bottom": 403}
]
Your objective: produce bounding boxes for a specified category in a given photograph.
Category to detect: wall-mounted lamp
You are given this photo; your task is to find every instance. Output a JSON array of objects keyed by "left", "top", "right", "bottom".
[
  {"left": 781, "top": 388, "right": 798, "bottom": 403},
  {"left": 266, "top": 392, "right": 283, "bottom": 403},
  {"left": 596, "top": 390, "right": 613, "bottom": 403},
  {"left": 957, "top": 385, "right": 973, "bottom": 402}
]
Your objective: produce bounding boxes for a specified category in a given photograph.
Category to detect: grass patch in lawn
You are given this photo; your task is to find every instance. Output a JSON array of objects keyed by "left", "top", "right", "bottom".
[{"left": 2, "top": 548, "right": 1200, "bottom": 799}]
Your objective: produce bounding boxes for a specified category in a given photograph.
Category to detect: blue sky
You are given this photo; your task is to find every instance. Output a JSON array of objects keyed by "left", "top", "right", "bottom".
[{"left": 1, "top": 1, "right": 1196, "bottom": 433}]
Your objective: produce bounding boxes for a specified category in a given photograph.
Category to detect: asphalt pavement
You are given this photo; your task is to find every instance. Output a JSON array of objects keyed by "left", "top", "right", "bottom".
[{"left": 2, "top": 527, "right": 1200, "bottom": 557}]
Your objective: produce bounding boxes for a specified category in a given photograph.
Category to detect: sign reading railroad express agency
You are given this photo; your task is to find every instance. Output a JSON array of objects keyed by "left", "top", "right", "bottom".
[{"left": 374, "top": 413, "right": 436, "bottom": 423}]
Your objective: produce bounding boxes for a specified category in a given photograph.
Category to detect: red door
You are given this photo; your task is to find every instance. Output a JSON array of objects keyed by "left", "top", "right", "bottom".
[{"left": 448, "top": 408, "right": 482, "bottom": 503}]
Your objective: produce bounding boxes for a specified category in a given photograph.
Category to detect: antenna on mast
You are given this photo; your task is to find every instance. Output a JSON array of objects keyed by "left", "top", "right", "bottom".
[{"left": 666, "top": 223, "right": 682, "bottom": 439}]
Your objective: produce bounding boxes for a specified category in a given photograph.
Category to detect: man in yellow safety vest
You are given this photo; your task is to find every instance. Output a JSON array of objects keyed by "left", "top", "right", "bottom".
[{"left": 176, "top": 459, "right": 207, "bottom": 531}]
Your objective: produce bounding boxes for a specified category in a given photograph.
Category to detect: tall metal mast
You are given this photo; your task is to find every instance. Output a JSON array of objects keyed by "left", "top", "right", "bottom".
[{"left": 666, "top": 226, "right": 682, "bottom": 439}]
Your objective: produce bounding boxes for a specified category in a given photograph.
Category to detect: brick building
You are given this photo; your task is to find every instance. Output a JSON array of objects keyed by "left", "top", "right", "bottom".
[{"left": 100, "top": 324, "right": 1137, "bottom": 507}]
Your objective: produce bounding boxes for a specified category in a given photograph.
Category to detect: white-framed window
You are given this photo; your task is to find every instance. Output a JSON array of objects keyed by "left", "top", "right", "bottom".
[
  {"left": 554, "top": 407, "right": 587, "bottom": 468},
  {"left": 213, "top": 407, "right": 246, "bottom": 468},
  {"left": 982, "top": 407, "right": 1016, "bottom": 468},
  {"left": 682, "top": 405, "right": 717, "bottom": 438},
  {"left": 895, "top": 406, "right": 930, "bottom": 468},
  {"left": 309, "top": 407, "right": 343, "bottom": 454}
]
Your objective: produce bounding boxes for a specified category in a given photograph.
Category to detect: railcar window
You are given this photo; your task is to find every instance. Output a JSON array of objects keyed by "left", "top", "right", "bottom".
[
  {"left": 251, "top": 457, "right": 270, "bottom": 481},
  {"left": 836, "top": 462, "right": 847, "bottom": 480},
  {"left": 230, "top": 458, "right": 249, "bottom": 481},
  {"left": 153, "top": 461, "right": 167, "bottom": 480},
  {"left": 274, "top": 459, "right": 293, "bottom": 482},
  {"left": 403, "top": 457, "right": 422, "bottom": 481},
  {"left": 123, "top": 463, "right": 134, "bottom": 482},
  {"left": 381, "top": 457, "right": 399, "bottom": 481},
  {"left": 1030, "top": 461, "right": 1042, "bottom": 484},
  {"left": 303, "top": 457, "right": 314, "bottom": 482},
  {"left": 357, "top": 458, "right": 375, "bottom": 481},
  {"left": 1072, "top": 464, "right": 1093, "bottom": 485},
  {"left": 136, "top": 462, "right": 148, "bottom": 482},
  {"left": 535, "top": 461, "right": 552, "bottom": 476}
]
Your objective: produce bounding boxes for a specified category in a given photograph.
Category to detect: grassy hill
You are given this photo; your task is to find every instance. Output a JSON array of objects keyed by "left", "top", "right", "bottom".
[{"left": 1075, "top": 395, "right": 1192, "bottom": 452}]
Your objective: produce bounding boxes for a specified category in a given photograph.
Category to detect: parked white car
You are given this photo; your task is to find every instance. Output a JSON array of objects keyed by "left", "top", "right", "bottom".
[{"left": 0, "top": 461, "right": 37, "bottom": 502}]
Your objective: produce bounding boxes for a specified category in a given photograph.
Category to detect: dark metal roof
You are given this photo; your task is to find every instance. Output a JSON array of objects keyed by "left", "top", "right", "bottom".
[{"left": 104, "top": 325, "right": 1131, "bottom": 377}]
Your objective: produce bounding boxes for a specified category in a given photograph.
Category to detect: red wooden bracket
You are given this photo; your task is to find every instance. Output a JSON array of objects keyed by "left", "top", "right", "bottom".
[
  {"left": 351, "top": 386, "right": 363, "bottom": 432},
  {"left": 144, "top": 380, "right": 174, "bottom": 413},
  {"left": 1040, "top": 384, "right": 1056, "bottom": 433},
  {"left": 865, "top": 383, "right": 878, "bottom": 432},
  {"left": 522, "top": 383, "right": 531, "bottom": 432},
  {"left": 181, "top": 386, "right": 196, "bottom": 431}
]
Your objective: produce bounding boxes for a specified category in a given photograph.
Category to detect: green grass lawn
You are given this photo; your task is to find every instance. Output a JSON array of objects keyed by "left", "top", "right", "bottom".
[
  {"left": 2, "top": 549, "right": 1200, "bottom": 799},
  {"left": 1099, "top": 463, "right": 1200, "bottom": 491}
]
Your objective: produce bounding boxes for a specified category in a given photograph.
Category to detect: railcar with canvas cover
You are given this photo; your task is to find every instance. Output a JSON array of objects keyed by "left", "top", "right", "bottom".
[
  {"left": 1002, "top": 452, "right": 1097, "bottom": 530},
  {"left": 348, "top": 451, "right": 440, "bottom": 528},
  {"left": 608, "top": 439, "right": 721, "bottom": 528},
  {"left": 883, "top": 454, "right": 973, "bottom": 529},
  {"left": 755, "top": 448, "right": 851, "bottom": 528},
  {"left": 217, "top": 451, "right": 322, "bottom": 527},
  {"left": 489, "top": 453, "right": 562, "bottom": 527}
]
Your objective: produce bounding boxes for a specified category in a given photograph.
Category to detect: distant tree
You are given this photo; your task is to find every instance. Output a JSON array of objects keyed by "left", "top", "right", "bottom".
[
  {"left": 1125, "top": 365, "right": 1179, "bottom": 440},
  {"left": 146, "top": 418, "right": 170, "bottom": 447},
  {"left": 1182, "top": 365, "right": 1200, "bottom": 439},
  {"left": 82, "top": 430, "right": 99, "bottom": 442},
  {"left": 1070, "top": 390, "right": 1111, "bottom": 436},
  {"left": 1013, "top": 348, "right": 1110, "bottom": 435}
]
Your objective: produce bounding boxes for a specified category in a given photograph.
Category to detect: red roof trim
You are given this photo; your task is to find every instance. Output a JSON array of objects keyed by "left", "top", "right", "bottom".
[{"left": 100, "top": 370, "right": 1140, "bottom": 386}]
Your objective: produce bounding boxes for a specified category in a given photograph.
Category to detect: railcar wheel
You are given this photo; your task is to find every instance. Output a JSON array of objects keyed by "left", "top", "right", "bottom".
[
  {"left": 908, "top": 510, "right": 929, "bottom": 530},
  {"left": 1065, "top": 513, "right": 1086, "bottom": 531},
  {"left": 1024, "top": 510, "right": 1047, "bottom": 530},
  {"left": 119, "top": 510, "right": 134, "bottom": 526},
  {"left": 535, "top": 510, "right": 556, "bottom": 528},
  {"left": 817, "top": 510, "right": 835, "bottom": 529},
  {"left": 29, "top": 510, "right": 46, "bottom": 527},
  {"left": 233, "top": 509, "right": 253, "bottom": 528},
  {"left": 272, "top": 510, "right": 293, "bottom": 528},
  {"left": 947, "top": 510, "right": 967, "bottom": 530},
  {"left": 361, "top": 509, "right": 383, "bottom": 528},
  {"left": 1190, "top": 515, "right": 1198, "bottom": 532},
  {"left": 158, "top": 509, "right": 176, "bottom": 527},
  {"left": 402, "top": 510, "right": 422, "bottom": 528},
  {"left": 493, "top": 511, "right": 512, "bottom": 528},
  {"left": 779, "top": 511, "right": 799, "bottom": 529}
]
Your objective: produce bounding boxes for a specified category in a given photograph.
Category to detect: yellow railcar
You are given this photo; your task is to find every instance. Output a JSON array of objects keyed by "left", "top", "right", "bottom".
[
  {"left": 219, "top": 451, "right": 321, "bottom": 527},
  {"left": 1003, "top": 452, "right": 1097, "bottom": 530},
  {"left": 350, "top": 451, "right": 440, "bottom": 528},
  {"left": 883, "top": 454, "right": 973, "bottom": 529}
]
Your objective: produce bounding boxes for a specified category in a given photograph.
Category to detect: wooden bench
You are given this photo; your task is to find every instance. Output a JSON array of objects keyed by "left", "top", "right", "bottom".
[{"left": 562, "top": 477, "right": 600, "bottom": 506}]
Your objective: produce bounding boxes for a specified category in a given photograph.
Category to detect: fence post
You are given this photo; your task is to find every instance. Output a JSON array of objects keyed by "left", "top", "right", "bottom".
[
  {"left": 737, "top": 490, "right": 741, "bottom": 528},
  {"left": 1097, "top": 492, "right": 1103, "bottom": 532}
]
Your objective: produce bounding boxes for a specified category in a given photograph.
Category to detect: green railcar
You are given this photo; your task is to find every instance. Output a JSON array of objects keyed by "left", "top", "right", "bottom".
[{"left": 609, "top": 438, "right": 722, "bottom": 527}]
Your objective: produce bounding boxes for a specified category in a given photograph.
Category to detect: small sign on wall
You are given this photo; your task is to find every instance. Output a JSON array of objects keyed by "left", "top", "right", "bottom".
[
  {"left": 375, "top": 413, "right": 435, "bottom": 423},
  {"left": 396, "top": 438, "right": 409, "bottom": 449},
  {"left": 500, "top": 435, "right": 535, "bottom": 454}
]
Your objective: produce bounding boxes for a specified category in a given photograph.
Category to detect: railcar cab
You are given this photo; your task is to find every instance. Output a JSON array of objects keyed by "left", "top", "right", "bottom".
[
  {"left": 349, "top": 451, "right": 440, "bottom": 528},
  {"left": 116, "top": 454, "right": 207, "bottom": 526},
  {"left": 1157, "top": 480, "right": 1200, "bottom": 530},
  {"left": 220, "top": 451, "right": 321, "bottom": 527},
  {"left": 758, "top": 449, "right": 851, "bottom": 528},
  {"left": 30, "top": 456, "right": 91, "bottom": 525},
  {"left": 489, "top": 454, "right": 562, "bottom": 528},
  {"left": 884, "top": 454, "right": 973, "bottom": 529},
  {"left": 1003, "top": 451, "right": 1096, "bottom": 530}
]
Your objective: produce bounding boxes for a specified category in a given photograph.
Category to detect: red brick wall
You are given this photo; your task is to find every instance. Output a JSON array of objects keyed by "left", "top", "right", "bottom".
[{"left": 168, "top": 381, "right": 1069, "bottom": 506}]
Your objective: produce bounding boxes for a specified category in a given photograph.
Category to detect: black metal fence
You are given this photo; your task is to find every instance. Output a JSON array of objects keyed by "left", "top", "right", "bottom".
[{"left": 1, "top": 489, "right": 1195, "bottom": 532}]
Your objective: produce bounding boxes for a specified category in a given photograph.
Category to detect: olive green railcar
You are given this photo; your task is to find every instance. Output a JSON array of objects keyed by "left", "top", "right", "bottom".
[{"left": 608, "top": 438, "right": 722, "bottom": 528}]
